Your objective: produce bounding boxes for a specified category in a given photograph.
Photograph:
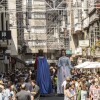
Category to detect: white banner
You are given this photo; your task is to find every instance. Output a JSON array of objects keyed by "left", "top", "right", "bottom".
[{"left": 79, "top": 40, "right": 89, "bottom": 47}]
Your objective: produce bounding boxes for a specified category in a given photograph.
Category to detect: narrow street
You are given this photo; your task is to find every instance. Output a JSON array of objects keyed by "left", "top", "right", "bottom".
[{"left": 0, "top": 0, "right": 100, "bottom": 100}]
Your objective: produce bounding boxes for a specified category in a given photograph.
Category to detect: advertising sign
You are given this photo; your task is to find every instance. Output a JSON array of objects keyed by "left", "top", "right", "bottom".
[{"left": 0, "top": 31, "right": 11, "bottom": 40}]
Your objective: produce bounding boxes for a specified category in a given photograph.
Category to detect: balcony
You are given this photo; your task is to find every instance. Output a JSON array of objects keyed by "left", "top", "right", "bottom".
[
  {"left": 89, "top": 13, "right": 99, "bottom": 25},
  {"left": 95, "top": 48, "right": 100, "bottom": 57},
  {"left": 74, "top": 23, "right": 82, "bottom": 32},
  {"left": 83, "top": 17, "right": 89, "bottom": 29},
  {"left": 88, "top": 6, "right": 96, "bottom": 14},
  {"left": 88, "top": 0, "right": 100, "bottom": 14}
]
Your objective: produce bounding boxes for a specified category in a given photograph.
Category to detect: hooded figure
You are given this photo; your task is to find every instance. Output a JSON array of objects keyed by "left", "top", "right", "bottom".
[{"left": 35, "top": 49, "right": 52, "bottom": 94}]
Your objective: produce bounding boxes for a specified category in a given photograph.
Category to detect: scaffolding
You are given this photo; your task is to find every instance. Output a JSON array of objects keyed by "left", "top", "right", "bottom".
[{"left": 45, "top": 0, "right": 68, "bottom": 51}]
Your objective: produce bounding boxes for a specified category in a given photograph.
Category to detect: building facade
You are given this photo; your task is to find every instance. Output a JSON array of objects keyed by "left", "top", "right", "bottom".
[
  {"left": 0, "top": 0, "right": 18, "bottom": 72},
  {"left": 23, "top": 0, "right": 47, "bottom": 56},
  {"left": 87, "top": 0, "right": 100, "bottom": 58},
  {"left": 0, "top": 0, "right": 9, "bottom": 72},
  {"left": 66, "top": 0, "right": 76, "bottom": 54},
  {"left": 0, "top": 0, "right": 25, "bottom": 72},
  {"left": 72, "top": 0, "right": 100, "bottom": 59},
  {"left": 21, "top": 0, "right": 69, "bottom": 60},
  {"left": 46, "top": 0, "right": 68, "bottom": 59},
  {"left": 8, "top": 0, "right": 18, "bottom": 56}
]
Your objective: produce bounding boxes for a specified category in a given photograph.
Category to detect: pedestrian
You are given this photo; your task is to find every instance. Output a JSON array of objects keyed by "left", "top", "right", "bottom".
[
  {"left": 0, "top": 80, "right": 4, "bottom": 91},
  {"left": 35, "top": 49, "right": 52, "bottom": 94},
  {"left": 70, "top": 83, "right": 76, "bottom": 100},
  {"left": 89, "top": 82, "right": 100, "bottom": 100},
  {"left": 3, "top": 82, "right": 11, "bottom": 100},
  {"left": 10, "top": 85, "right": 16, "bottom": 100},
  {"left": 0, "top": 81, "right": 5, "bottom": 100},
  {"left": 89, "top": 80, "right": 95, "bottom": 100},
  {"left": 62, "top": 77, "right": 71, "bottom": 93},
  {"left": 16, "top": 84, "right": 31, "bottom": 100},
  {"left": 76, "top": 85, "right": 81, "bottom": 100},
  {"left": 31, "top": 80, "right": 40, "bottom": 100},
  {"left": 53, "top": 74, "right": 57, "bottom": 93},
  {"left": 57, "top": 49, "right": 72, "bottom": 94},
  {"left": 64, "top": 83, "right": 76, "bottom": 100},
  {"left": 25, "top": 78, "right": 33, "bottom": 92},
  {"left": 0, "top": 87, "right": 4, "bottom": 100},
  {"left": 81, "top": 84, "right": 87, "bottom": 100}
]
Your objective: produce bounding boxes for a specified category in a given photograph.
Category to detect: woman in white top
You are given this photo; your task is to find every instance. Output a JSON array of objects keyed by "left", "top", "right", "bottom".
[
  {"left": 64, "top": 84, "right": 76, "bottom": 100},
  {"left": 81, "top": 84, "right": 87, "bottom": 100},
  {"left": 70, "top": 84, "right": 76, "bottom": 100}
]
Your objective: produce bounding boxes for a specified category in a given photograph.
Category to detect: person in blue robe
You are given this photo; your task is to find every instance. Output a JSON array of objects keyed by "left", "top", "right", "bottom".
[
  {"left": 35, "top": 49, "right": 52, "bottom": 94},
  {"left": 57, "top": 49, "right": 73, "bottom": 94}
]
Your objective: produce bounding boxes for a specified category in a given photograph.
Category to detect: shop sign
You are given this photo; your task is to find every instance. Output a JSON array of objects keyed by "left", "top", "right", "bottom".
[
  {"left": 0, "top": 31, "right": 11, "bottom": 40},
  {"left": 79, "top": 40, "right": 89, "bottom": 47}
]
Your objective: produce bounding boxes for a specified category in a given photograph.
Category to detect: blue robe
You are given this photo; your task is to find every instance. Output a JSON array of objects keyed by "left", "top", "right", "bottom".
[
  {"left": 36, "top": 56, "right": 52, "bottom": 94},
  {"left": 57, "top": 56, "right": 72, "bottom": 94}
]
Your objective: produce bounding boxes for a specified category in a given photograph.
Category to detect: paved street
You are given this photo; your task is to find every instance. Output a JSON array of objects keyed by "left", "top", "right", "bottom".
[{"left": 40, "top": 96, "right": 64, "bottom": 100}]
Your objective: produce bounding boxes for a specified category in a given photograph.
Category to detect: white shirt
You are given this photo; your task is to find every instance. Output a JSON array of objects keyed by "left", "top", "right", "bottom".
[
  {"left": 75, "top": 82, "right": 79, "bottom": 88},
  {"left": 81, "top": 90, "right": 87, "bottom": 100},
  {"left": 3, "top": 89, "right": 11, "bottom": 100},
  {"left": 0, "top": 93, "right": 4, "bottom": 100},
  {"left": 62, "top": 81, "right": 67, "bottom": 89}
]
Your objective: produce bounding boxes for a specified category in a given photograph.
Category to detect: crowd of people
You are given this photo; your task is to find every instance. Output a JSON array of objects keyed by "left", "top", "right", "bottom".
[
  {"left": 0, "top": 49, "right": 52, "bottom": 100},
  {"left": 0, "top": 69, "right": 40, "bottom": 100},
  {"left": 50, "top": 49, "right": 100, "bottom": 100},
  {"left": 0, "top": 49, "right": 99, "bottom": 100},
  {"left": 50, "top": 65, "right": 100, "bottom": 100},
  {"left": 63, "top": 69, "right": 100, "bottom": 100}
]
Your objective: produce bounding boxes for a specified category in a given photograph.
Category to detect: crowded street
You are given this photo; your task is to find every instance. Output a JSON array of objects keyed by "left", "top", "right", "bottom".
[{"left": 0, "top": 0, "right": 100, "bottom": 100}]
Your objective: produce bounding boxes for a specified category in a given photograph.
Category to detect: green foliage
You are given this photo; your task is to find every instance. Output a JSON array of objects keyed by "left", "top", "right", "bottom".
[
  {"left": 91, "top": 45, "right": 95, "bottom": 53},
  {"left": 96, "top": 40, "right": 100, "bottom": 47}
]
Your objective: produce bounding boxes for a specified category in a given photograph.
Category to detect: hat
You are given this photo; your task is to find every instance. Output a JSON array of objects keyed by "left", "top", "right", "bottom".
[{"left": 0, "top": 80, "right": 4, "bottom": 85}]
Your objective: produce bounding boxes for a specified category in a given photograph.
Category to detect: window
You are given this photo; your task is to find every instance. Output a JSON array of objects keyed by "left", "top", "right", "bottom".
[
  {"left": 28, "top": 41, "right": 33, "bottom": 47},
  {"left": 90, "top": 27, "right": 100, "bottom": 46},
  {"left": 90, "top": 33, "right": 94, "bottom": 46},
  {"left": 95, "top": 27, "right": 100, "bottom": 41}
]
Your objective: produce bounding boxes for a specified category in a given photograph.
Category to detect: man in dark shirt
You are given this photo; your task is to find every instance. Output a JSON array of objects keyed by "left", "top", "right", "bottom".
[
  {"left": 25, "top": 78, "right": 33, "bottom": 92},
  {"left": 16, "top": 84, "right": 31, "bottom": 100}
]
